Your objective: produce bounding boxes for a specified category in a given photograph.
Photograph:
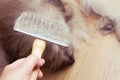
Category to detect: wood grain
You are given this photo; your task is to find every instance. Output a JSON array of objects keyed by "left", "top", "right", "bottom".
[{"left": 41, "top": 16, "right": 120, "bottom": 80}]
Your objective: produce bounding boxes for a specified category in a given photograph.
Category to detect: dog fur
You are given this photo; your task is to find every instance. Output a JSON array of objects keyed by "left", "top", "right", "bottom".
[
  {"left": 80, "top": 0, "right": 120, "bottom": 40},
  {"left": 2, "top": 0, "right": 119, "bottom": 73},
  {"left": 0, "top": 0, "right": 89, "bottom": 73}
]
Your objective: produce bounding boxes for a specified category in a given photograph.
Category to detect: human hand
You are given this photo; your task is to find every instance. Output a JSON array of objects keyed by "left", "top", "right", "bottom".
[{"left": 0, "top": 54, "right": 45, "bottom": 80}]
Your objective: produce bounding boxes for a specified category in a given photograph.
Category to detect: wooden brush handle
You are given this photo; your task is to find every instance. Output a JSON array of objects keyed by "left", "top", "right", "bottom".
[{"left": 30, "top": 39, "right": 46, "bottom": 80}]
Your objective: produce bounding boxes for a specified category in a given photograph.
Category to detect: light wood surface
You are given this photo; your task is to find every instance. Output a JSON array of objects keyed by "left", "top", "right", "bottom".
[{"left": 41, "top": 17, "right": 120, "bottom": 80}]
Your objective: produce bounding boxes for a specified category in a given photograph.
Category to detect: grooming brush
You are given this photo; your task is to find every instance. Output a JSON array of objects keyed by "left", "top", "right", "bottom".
[{"left": 14, "top": 11, "right": 70, "bottom": 80}]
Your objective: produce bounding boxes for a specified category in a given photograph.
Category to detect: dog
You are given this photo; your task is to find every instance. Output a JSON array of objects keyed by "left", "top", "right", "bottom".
[
  {"left": 0, "top": 0, "right": 89, "bottom": 73},
  {"left": 80, "top": 0, "right": 120, "bottom": 40}
]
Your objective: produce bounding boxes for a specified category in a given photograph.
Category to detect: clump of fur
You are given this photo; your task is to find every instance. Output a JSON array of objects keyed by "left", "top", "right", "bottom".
[{"left": 81, "top": 0, "right": 120, "bottom": 40}]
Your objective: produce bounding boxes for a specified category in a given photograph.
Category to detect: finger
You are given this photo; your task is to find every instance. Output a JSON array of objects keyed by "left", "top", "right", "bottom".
[
  {"left": 37, "top": 69, "right": 43, "bottom": 79},
  {"left": 37, "top": 59, "right": 45, "bottom": 67},
  {"left": 8, "top": 58, "right": 25, "bottom": 69},
  {"left": 21, "top": 54, "right": 39, "bottom": 73}
]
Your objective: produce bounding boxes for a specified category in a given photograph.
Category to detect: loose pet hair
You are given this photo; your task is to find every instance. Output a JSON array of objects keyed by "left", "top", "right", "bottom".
[
  {"left": 0, "top": 0, "right": 89, "bottom": 73},
  {"left": 80, "top": 0, "right": 120, "bottom": 40}
]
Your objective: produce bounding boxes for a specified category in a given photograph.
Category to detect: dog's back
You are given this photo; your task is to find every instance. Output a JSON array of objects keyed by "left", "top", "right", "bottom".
[{"left": 0, "top": 0, "right": 77, "bottom": 72}]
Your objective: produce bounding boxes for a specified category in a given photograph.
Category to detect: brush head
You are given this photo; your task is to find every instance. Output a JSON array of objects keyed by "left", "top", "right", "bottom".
[{"left": 14, "top": 11, "right": 70, "bottom": 47}]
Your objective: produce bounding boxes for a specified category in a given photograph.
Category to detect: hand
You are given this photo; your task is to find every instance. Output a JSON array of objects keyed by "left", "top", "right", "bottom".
[{"left": 0, "top": 54, "right": 45, "bottom": 80}]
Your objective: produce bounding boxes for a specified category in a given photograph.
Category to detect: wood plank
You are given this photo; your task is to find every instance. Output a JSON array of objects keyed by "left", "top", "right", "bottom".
[{"left": 42, "top": 17, "right": 120, "bottom": 80}]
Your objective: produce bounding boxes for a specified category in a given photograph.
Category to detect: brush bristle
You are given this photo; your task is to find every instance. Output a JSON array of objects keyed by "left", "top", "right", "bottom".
[{"left": 14, "top": 11, "right": 70, "bottom": 47}]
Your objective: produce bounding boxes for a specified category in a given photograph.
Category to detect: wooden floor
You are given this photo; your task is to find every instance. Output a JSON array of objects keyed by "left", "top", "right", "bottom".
[{"left": 41, "top": 17, "right": 120, "bottom": 80}]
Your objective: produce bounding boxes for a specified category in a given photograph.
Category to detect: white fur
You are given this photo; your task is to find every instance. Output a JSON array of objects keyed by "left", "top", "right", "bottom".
[
  {"left": 62, "top": 0, "right": 90, "bottom": 48},
  {"left": 81, "top": 0, "right": 120, "bottom": 39}
]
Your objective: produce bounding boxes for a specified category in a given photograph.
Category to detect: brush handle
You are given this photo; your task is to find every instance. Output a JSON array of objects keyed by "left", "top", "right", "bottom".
[{"left": 30, "top": 39, "right": 46, "bottom": 80}]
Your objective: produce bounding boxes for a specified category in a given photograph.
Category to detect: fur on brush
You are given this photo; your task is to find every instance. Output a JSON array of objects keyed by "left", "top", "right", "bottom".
[
  {"left": 0, "top": 0, "right": 88, "bottom": 72},
  {"left": 80, "top": 0, "right": 120, "bottom": 40}
]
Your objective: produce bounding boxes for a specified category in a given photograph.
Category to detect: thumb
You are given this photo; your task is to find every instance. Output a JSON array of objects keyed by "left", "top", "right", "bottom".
[
  {"left": 21, "top": 39, "right": 46, "bottom": 73},
  {"left": 21, "top": 54, "right": 40, "bottom": 73}
]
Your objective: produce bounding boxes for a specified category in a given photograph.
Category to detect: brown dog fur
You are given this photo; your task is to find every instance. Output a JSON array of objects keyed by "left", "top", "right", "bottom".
[
  {"left": 0, "top": 0, "right": 75, "bottom": 73},
  {"left": 0, "top": 0, "right": 89, "bottom": 73}
]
